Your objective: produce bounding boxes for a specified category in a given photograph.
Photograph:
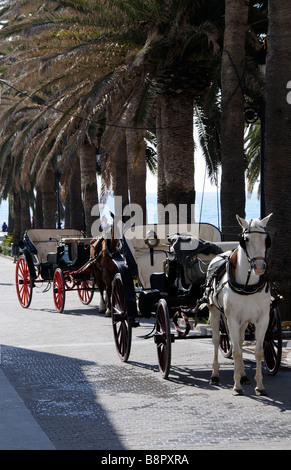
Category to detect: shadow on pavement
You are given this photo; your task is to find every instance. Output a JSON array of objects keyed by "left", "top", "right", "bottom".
[{"left": 1, "top": 344, "right": 125, "bottom": 450}]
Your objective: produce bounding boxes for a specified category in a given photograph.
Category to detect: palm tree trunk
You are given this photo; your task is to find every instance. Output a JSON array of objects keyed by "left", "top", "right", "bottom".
[
  {"left": 220, "top": 0, "right": 249, "bottom": 240},
  {"left": 13, "top": 192, "right": 22, "bottom": 244},
  {"left": 126, "top": 128, "right": 147, "bottom": 224},
  {"left": 79, "top": 139, "right": 99, "bottom": 236},
  {"left": 156, "top": 101, "right": 167, "bottom": 222},
  {"left": 112, "top": 135, "right": 129, "bottom": 218},
  {"left": 157, "top": 93, "right": 195, "bottom": 224},
  {"left": 34, "top": 188, "right": 43, "bottom": 228},
  {"left": 20, "top": 192, "right": 31, "bottom": 235},
  {"left": 42, "top": 162, "right": 57, "bottom": 228},
  {"left": 265, "top": 0, "right": 291, "bottom": 320},
  {"left": 69, "top": 158, "right": 83, "bottom": 231},
  {"left": 8, "top": 193, "right": 14, "bottom": 233},
  {"left": 109, "top": 135, "right": 130, "bottom": 237},
  {"left": 64, "top": 191, "right": 71, "bottom": 229}
]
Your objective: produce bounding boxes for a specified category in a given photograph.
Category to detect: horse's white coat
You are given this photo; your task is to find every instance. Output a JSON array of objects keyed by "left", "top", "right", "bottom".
[{"left": 207, "top": 214, "right": 273, "bottom": 395}]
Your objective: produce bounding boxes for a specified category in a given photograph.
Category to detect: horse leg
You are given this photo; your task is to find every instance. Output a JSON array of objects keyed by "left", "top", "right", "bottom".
[
  {"left": 99, "top": 288, "right": 106, "bottom": 313},
  {"left": 105, "top": 266, "right": 118, "bottom": 318},
  {"left": 240, "top": 323, "right": 251, "bottom": 385},
  {"left": 228, "top": 319, "right": 245, "bottom": 395},
  {"left": 105, "top": 291, "right": 111, "bottom": 316},
  {"left": 92, "top": 265, "right": 106, "bottom": 313},
  {"left": 209, "top": 307, "right": 220, "bottom": 385},
  {"left": 254, "top": 322, "right": 268, "bottom": 396},
  {"left": 104, "top": 282, "right": 112, "bottom": 317}
]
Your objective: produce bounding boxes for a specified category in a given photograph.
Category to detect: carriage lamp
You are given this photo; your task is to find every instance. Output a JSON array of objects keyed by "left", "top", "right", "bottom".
[
  {"left": 145, "top": 229, "right": 159, "bottom": 248},
  {"left": 145, "top": 230, "right": 159, "bottom": 266}
]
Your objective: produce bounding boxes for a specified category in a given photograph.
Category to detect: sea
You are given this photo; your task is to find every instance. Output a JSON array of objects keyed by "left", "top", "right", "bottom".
[
  {"left": 0, "top": 191, "right": 261, "bottom": 233},
  {"left": 145, "top": 191, "right": 261, "bottom": 230}
]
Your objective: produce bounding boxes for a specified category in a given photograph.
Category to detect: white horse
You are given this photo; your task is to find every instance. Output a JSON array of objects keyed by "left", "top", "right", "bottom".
[{"left": 206, "top": 214, "right": 272, "bottom": 396}]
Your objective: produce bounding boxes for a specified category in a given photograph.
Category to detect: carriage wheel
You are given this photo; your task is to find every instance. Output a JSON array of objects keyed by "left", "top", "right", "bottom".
[
  {"left": 155, "top": 299, "right": 172, "bottom": 379},
  {"left": 219, "top": 314, "right": 232, "bottom": 358},
  {"left": 53, "top": 268, "right": 65, "bottom": 313},
  {"left": 263, "top": 305, "right": 282, "bottom": 375},
  {"left": 15, "top": 255, "right": 33, "bottom": 308},
  {"left": 78, "top": 280, "right": 94, "bottom": 305},
  {"left": 111, "top": 273, "right": 132, "bottom": 362}
]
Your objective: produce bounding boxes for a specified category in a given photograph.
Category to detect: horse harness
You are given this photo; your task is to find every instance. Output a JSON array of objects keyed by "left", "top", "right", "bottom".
[{"left": 202, "top": 224, "right": 271, "bottom": 313}]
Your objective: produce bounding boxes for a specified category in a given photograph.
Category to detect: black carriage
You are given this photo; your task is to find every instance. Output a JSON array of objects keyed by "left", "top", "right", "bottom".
[
  {"left": 16, "top": 229, "right": 95, "bottom": 312},
  {"left": 110, "top": 223, "right": 282, "bottom": 379}
]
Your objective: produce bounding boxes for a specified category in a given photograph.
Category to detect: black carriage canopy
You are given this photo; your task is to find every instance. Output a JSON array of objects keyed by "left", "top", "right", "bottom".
[{"left": 167, "top": 233, "right": 223, "bottom": 264}]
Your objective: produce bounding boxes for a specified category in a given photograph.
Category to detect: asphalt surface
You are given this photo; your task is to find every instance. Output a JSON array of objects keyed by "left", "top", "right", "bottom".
[{"left": 1, "top": 254, "right": 291, "bottom": 455}]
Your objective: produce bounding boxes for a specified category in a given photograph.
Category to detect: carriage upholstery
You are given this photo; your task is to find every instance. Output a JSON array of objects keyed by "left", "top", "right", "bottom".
[
  {"left": 123, "top": 224, "right": 238, "bottom": 288},
  {"left": 24, "top": 229, "right": 85, "bottom": 264}
]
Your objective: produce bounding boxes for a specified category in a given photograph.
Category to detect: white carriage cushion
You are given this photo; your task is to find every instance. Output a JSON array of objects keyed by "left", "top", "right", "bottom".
[
  {"left": 25, "top": 229, "right": 83, "bottom": 264},
  {"left": 135, "top": 252, "right": 168, "bottom": 288},
  {"left": 123, "top": 224, "right": 237, "bottom": 289},
  {"left": 199, "top": 224, "right": 221, "bottom": 242}
]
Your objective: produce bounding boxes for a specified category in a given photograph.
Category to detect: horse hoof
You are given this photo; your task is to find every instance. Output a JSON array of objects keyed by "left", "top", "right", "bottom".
[
  {"left": 210, "top": 376, "right": 219, "bottom": 386},
  {"left": 255, "top": 388, "right": 268, "bottom": 397},
  {"left": 105, "top": 310, "right": 112, "bottom": 317},
  {"left": 233, "top": 388, "right": 244, "bottom": 396},
  {"left": 240, "top": 375, "right": 251, "bottom": 385}
]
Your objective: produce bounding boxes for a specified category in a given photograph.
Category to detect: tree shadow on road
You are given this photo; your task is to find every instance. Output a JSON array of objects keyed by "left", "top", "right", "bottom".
[{"left": 0, "top": 344, "right": 125, "bottom": 450}]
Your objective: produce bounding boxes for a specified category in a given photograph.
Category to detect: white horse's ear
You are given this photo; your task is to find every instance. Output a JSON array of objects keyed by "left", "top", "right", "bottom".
[
  {"left": 260, "top": 213, "right": 273, "bottom": 228},
  {"left": 236, "top": 215, "right": 248, "bottom": 230}
]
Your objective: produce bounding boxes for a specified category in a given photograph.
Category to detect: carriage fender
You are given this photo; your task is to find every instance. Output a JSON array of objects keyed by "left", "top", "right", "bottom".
[
  {"left": 22, "top": 248, "right": 38, "bottom": 281},
  {"left": 112, "top": 257, "right": 138, "bottom": 318}
]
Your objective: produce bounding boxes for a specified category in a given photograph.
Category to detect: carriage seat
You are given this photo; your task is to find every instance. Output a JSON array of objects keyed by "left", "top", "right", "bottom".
[
  {"left": 123, "top": 224, "right": 238, "bottom": 289},
  {"left": 23, "top": 229, "right": 84, "bottom": 264}
]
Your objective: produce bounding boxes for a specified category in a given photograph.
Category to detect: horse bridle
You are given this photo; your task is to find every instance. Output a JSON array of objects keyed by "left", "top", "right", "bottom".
[{"left": 238, "top": 224, "right": 271, "bottom": 286}]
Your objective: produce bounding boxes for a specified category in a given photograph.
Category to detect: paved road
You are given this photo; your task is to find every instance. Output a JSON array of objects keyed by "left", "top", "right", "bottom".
[{"left": 1, "top": 254, "right": 291, "bottom": 452}]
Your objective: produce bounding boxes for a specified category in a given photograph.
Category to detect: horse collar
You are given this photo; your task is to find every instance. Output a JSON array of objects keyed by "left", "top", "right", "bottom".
[{"left": 227, "top": 256, "right": 268, "bottom": 295}]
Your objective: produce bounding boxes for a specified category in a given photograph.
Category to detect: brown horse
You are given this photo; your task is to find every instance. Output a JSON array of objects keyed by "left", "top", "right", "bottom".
[{"left": 90, "top": 226, "right": 120, "bottom": 317}]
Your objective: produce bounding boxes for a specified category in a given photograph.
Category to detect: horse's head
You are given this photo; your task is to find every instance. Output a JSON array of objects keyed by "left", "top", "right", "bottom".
[{"left": 236, "top": 214, "right": 272, "bottom": 276}]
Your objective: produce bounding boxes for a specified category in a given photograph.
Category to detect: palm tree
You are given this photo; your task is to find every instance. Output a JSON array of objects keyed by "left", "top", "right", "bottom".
[
  {"left": 0, "top": 0, "right": 224, "bottom": 228},
  {"left": 264, "top": 0, "right": 291, "bottom": 320},
  {"left": 0, "top": 0, "right": 269, "bottom": 237},
  {"left": 0, "top": 0, "right": 148, "bottom": 229},
  {"left": 220, "top": 0, "right": 250, "bottom": 240},
  {"left": 157, "top": 92, "right": 195, "bottom": 224},
  {"left": 0, "top": 89, "right": 57, "bottom": 230}
]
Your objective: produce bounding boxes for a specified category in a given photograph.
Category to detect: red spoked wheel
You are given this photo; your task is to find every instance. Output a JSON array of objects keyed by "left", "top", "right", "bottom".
[
  {"left": 155, "top": 299, "right": 172, "bottom": 379},
  {"left": 219, "top": 314, "right": 232, "bottom": 358},
  {"left": 15, "top": 255, "right": 33, "bottom": 308},
  {"left": 53, "top": 268, "right": 65, "bottom": 313},
  {"left": 78, "top": 280, "right": 94, "bottom": 305},
  {"left": 111, "top": 273, "right": 132, "bottom": 362}
]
